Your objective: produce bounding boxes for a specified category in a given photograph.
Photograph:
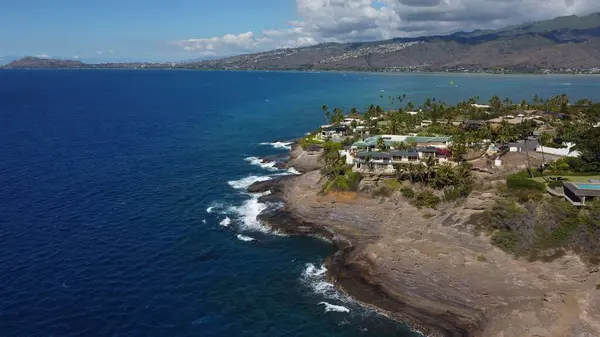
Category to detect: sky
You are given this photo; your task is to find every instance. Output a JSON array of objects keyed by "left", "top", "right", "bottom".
[{"left": 2, "top": 0, "right": 600, "bottom": 62}]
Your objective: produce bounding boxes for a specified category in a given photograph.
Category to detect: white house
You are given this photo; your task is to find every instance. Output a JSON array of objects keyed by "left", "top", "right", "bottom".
[
  {"left": 420, "top": 120, "right": 433, "bottom": 128},
  {"left": 472, "top": 104, "right": 490, "bottom": 109}
]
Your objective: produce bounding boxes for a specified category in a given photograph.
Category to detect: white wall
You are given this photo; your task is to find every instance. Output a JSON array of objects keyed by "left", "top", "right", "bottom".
[{"left": 536, "top": 143, "right": 580, "bottom": 157}]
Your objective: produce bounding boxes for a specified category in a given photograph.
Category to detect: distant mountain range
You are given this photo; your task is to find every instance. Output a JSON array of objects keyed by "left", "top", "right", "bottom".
[{"left": 6, "top": 13, "right": 600, "bottom": 74}]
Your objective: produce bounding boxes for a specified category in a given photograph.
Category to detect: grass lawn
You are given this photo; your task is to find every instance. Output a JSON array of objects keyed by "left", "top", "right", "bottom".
[{"left": 531, "top": 174, "right": 600, "bottom": 183}]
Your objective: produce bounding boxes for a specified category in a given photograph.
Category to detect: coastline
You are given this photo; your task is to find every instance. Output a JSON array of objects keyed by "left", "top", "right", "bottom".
[
  {"left": 4, "top": 67, "right": 600, "bottom": 76},
  {"left": 254, "top": 144, "right": 600, "bottom": 337}
]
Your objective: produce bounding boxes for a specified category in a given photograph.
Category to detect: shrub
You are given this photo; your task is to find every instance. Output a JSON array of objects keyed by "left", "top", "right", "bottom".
[
  {"left": 372, "top": 186, "right": 392, "bottom": 198},
  {"left": 506, "top": 176, "right": 545, "bottom": 192},
  {"left": 383, "top": 179, "right": 402, "bottom": 190},
  {"left": 323, "top": 172, "right": 362, "bottom": 193},
  {"left": 400, "top": 187, "right": 415, "bottom": 199},
  {"left": 412, "top": 189, "right": 441, "bottom": 209},
  {"left": 548, "top": 180, "right": 566, "bottom": 189},
  {"left": 491, "top": 229, "right": 519, "bottom": 253},
  {"left": 443, "top": 183, "right": 473, "bottom": 201}
]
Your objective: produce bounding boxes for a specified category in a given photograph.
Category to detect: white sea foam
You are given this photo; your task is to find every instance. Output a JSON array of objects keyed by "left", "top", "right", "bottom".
[
  {"left": 206, "top": 202, "right": 226, "bottom": 214},
  {"left": 287, "top": 167, "right": 301, "bottom": 175},
  {"left": 227, "top": 175, "right": 272, "bottom": 190},
  {"left": 236, "top": 234, "right": 255, "bottom": 242},
  {"left": 228, "top": 191, "right": 271, "bottom": 233},
  {"left": 319, "top": 302, "right": 350, "bottom": 313},
  {"left": 202, "top": 219, "right": 207, "bottom": 224},
  {"left": 219, "top": 217, "right": 231, "bottom": 227},
  {"left": 260, "top": 141, "right": 292, "bottom": 150},
  {"left": 244, "top": 156, "right": 278, "bottom": 171},
  {"left": 301, "top": 263, "right": 354, "bottom": 302}
]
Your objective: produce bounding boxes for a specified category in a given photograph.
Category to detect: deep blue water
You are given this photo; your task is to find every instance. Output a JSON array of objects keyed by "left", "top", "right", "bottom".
[{"left": 1, "top": 70, "right": 600, "bottom": 337}]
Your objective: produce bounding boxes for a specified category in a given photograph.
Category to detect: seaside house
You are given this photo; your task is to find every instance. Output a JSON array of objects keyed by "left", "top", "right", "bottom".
[
  {"left": 350, "top": 135, "right": 451, "bottom": 152},
  {"left": 351, "top": 146, "right": 449, "bottom": 174}
]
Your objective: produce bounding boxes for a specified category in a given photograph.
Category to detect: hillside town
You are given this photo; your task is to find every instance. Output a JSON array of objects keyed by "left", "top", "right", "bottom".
[{"left": 300, "top": 94, "right": 600, "bottom": 210}]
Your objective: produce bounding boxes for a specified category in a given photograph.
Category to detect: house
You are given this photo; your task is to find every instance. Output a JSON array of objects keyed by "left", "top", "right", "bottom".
[
  {"left": 462, "top": 120, "right": 487, "bottom": 130},
  {"left": 420, "top": 120, "right": 433, "bottom": 128},
  {"left": 319, "top": 124, "right": 347, "bottom": 140},
  {"left": 350, "top": 135, "right": 451, "bottom": 151},
  {"left": 507, "top": 139, "right": 539, "bottom": 153},
  {"left": 563, "top": 182, "right": 600, "bottom": 206},
  {"left": 406, "top": 111, "right": 420, "bottom": 115},
  {"left": 472, "top": 104, "right": 490, "bottom": 109},
  {"left": 352, "top": 147, "right": 449, "bottom": 174}
]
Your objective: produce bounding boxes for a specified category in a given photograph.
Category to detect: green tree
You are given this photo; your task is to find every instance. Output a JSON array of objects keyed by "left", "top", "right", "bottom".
[
  {"left": 330, "top": 108, "right": 344, "bottom": 124},
  {"left": 322, "top": 104, "right": 330, "bottom": 124},
  {"left": 539, "top": 132, "right": 553, "bottom": 166},
  {"left": 489, "top": 95, "right": 503, "bottom": 111},
  {"left": 377, "top": 137, "right": 386, "bottom": 151}
]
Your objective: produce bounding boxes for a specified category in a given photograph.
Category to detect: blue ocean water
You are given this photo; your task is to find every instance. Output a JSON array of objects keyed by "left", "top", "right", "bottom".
[{"left": 1, "top": 70, "right": 599, "bottom": 337}]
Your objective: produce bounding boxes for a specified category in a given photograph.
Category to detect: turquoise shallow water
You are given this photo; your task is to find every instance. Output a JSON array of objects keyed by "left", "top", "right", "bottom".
[{"left": 1, "top": 70, "right": 600, "bottom": 337}]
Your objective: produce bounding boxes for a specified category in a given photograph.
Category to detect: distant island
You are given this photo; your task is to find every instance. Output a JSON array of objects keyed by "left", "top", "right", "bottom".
[{"left": 5, "top": 13, "right": 600, "bottom": 74}]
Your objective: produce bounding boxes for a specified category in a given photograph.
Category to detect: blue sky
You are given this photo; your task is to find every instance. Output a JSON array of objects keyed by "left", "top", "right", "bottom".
[{"left": 2, "top": 0, "right": 599, "bottom": 62}]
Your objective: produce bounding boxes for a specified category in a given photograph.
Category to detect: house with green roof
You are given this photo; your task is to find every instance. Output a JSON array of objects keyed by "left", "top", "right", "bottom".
[{"left": 350, "top": 135, "right": 451, "bottom": 151}]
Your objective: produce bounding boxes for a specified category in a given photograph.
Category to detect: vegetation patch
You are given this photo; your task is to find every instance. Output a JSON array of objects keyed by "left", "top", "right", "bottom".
[
  {"left": 400, "top": 187, "right": 415, "bottom": 199},
  {"left": 411, "top": 189, "right": 441, "bottom": 209},
  {"left": 299, "top": 133, "right": 323, "bottom": 149},
  {"left": 383, "top": 178, "right": 403, "bottom": 191}
]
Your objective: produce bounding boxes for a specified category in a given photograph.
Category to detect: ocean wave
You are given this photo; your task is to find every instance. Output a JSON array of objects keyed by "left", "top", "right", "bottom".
[
  {"left": 319, "top": 302, "right": 350, "bottom": 313},
  {"left": 227, "top": 175, "right": 272, "bottom": 190},
  {"left": 287, "top": 167, "right": 301, "bottom": 175},
  {"left": 228, "top": 192, "right": 271, "bottom": 233},
  {"left": 260, "top": 141, "right": 292, "bottom": 150},
  {"left": 244, "top": 156, "right": 278, "bottom": 171},
  {"left": 236, "top": 234, "right": 255, "bottom": 242},
  {"left": 206, "top": 202, "right": 227, "bottom": 214},
  {"left": 301, "top": 263, "right": 353, "bottom": 302},
  {"left": 219, "top": 217, "right": 231, "bottom": 227}
]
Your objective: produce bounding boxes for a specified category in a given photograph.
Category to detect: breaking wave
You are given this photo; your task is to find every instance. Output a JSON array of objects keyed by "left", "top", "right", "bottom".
[
  {"left": 260, "top": 141, "right": 292, "bottom": 150},
  {"left": 244, "top": 156, "right": 278, "bottom": 171},
  {"left": 227, "top": 175, "right": 272, "bottom": 190},
  {"left": 236, "top": 234, "right": 255, "bottom": 242},
  {"left": 228, "top": 191, "right": 271, "bottom": 233},
  {"left": 206, "top": 202, "right": 227, "bottom": 214},
  {"left": 287, "top": 167, "right": 301, "bottom": 175},
  {"left": 319, "top": 302, "right": 350, "bottom": 313},
  {"left": 219, "top": 217, "right": 231, "bottom": 227}
]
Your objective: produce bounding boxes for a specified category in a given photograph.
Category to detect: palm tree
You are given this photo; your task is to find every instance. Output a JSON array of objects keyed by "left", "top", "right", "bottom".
[
  {"left": 539, "top": 132, "right": 552, "bottom": 166},
  {"left": 377, "top": 137, "right": 386, "bottom": 151},
  {"left": 394, "top": 141, "right": 409, "bottom": 151},
  {"left": 322, "top": 104, "right": 329, "bottom": 124},
  {"left": 478, "top": 123, "right": 493, "bottom": 141}
]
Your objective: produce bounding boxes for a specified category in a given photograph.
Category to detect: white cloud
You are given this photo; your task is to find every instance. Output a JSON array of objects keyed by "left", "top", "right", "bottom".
[
  {"left": 73, "top": 55, "right": 80, "bottom": 59},
  {"left": 96, "top": 51, "right": 103, "bottom": 55},
  {"left": 172, "top": 0, "right": 600, "bottom": 56},
  {"left": 108, "top": 49, "right": 114, "bottom": 53},
  {"left": 36, "top": 54, "right": 50, "bottom": 59}
]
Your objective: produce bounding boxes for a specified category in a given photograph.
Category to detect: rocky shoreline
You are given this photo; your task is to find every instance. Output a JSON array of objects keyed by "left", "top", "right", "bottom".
[{"left": 250, "top": 144, "right": 600, "bottom": 337}]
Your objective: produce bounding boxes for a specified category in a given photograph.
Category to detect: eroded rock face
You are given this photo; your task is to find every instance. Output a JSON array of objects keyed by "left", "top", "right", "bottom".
[
  {"left": 286, "top": 144, "right": 323, "bottom": 173},
  {"left": 262, "top": 170, "right": 600, "bottom": 337}
]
